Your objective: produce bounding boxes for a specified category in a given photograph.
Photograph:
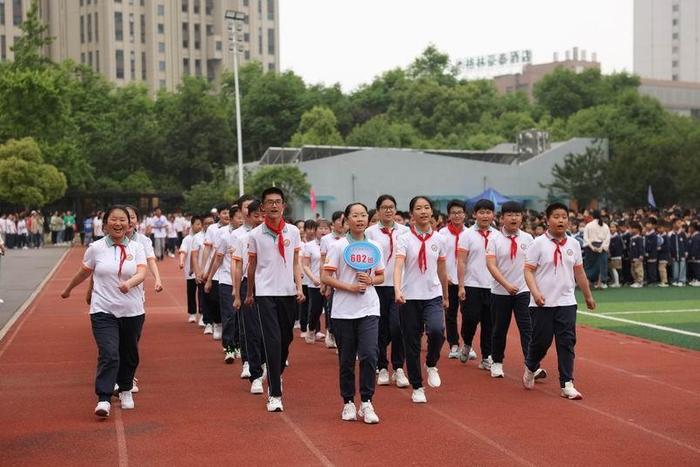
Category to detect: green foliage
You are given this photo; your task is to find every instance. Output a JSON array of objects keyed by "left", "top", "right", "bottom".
[
  {"left": 290, "top": 106, "right": 344, "bottom": 146},
  {"left": 9, "top": 0, "right": 53, "bottom": 70},
  {"left": 245, "top": 165, "right": 311, "bottom": 208},
  {"left": 541, "top": 144, "right": 608, "bottom": 208},
  {"left": 182, "top": 178, "right": 238, "bottom": 214},
  {"left": 0, "top": 138, "right": 67, "bottom": 207},
  {"left": 346, "top": 115, "right": 418, "bottom": 147}
]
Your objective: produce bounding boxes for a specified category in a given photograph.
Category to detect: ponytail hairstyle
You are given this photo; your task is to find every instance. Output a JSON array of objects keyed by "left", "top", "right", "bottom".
[
  {"left": 593, "top": 209, "right": 603, "bottom": 227},
  {"left": 103, "top": 205, "right": 131, "bottom": 226}
]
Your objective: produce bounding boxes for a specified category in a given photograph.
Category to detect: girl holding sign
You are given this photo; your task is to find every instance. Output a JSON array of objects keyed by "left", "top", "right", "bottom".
[
  {"left": 394, "top": 196, "right": 449, "bottom": 404},
  {"left": 322, "top": 203, "right": 385, "bottom": 424}
]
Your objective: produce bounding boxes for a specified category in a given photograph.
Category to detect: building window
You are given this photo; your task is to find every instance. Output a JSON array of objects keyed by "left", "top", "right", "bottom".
[
  {"left": 96, "top": 50, "right": 100, "bottom": 72},
  {"left": 672, "top": 32, "right": 679, "bottom": 40},
  {"left": 183, "top": 58, "right": 189, "bottom": 75},
  {"left": 1, "top": 35, "right": 6, "bottom": 60},
  {"left": 267, "top": 28, "right": 275, "bottom": 54},
  {"left": 193, "top": 0, "right": 200, "bottom": 14},
  {"left": 243, "top": 0, "right": 248, "bottom": 6},
  {"left": 140, "top": 14, "right": 145, "bottom": 43},
  {"left": 672, "top": 18, "right": 678, "bottom": 26},
  {"left": 129, "top": 13, "right": 135, "bottom": 42},
  {"left": 141, "top": 52, "right": 146, "bottom": 80},
  {"left": 158, "top": 23, "right": 164, "bottom": 34},
  {"left": 12, "top": 0, "right": 22, "bottom": 26},
  {"left": 0, "top": 3, "right": 4, "bottom": 24},
  {"left": 257, "top": 0, "right": 261, "bottom": 14},
  {"left": 115, "top": 0, "right": 122, "bottom": 2},
  {"left": 195, "top": 58, "right": 201, "bottom": 76},
  {"left": 258, "top": 28, "right": 262, "bottom": 54},
  {"left": 206, "top": 60, "right": 214, "bottom": 81},
  {"left": 88, "top": 51, "right": 93, "bottom": 66},
  {"left": 672, "top": 46, "right": 679, "bottom": 54},
  {"left": 157, "top": 4, "right": 164, "bottom": 16},
  {"left": 116, "top": 49, "right": 124, "bottom": 78},
  {"left": 672, "top": 60, "right": 679, "bottom": 68},
  {"left": 159, "top": 79, "right": 166, "bottom": 89},
  {"left": 80, "top": 16, "right": 85, "bottom": 43},
  {"left": 244, "top": 32, "right": 250, "bottom": 43},
  {"left": 672, "top": 4, "right": 679, "bottom": 12},
  {"left": 268, "top": 62, "right": 275, "bottom": 71},
  {"left": 194, "top": 24, "right": 201, "bottom": 49},
  {"left": 114, "top": 12, "right": 123, "bottom": 41},
  {"left": 95, "top": 13, "right": 99, "bottom": 43},
  {"left": 216, "top": 41, "right": 222, "bottom": 51},
  {"left": 244, "top": 50, "right": 250, "bottom": 60},
  {"left": 182, "top": 22, "right": 189, "bottom": 48},
  {"left": 87, "top": 14, "right": 92, "bottom": 41},
  {"left": 267, "top": 0, "right": 274, "bottom": 20},
  {"left": 672, "top": 74, "right": 679, "bottom": 81},
  {"left": 159, "top": 60, "right": 166, "bottom": 71},
  {"left": 206, "top": 24, "right": 213, "bottom": 35},
  {"left": 205, "top": 0, "right": 213, "bottom": 15},
  {"left": 130, "top": 50, "right": 136, "bottom": 79},
  {"left": 80, "top": 0, "right": 84, "bottom": 6},
  {"left": 181, "top": 0, "right": 187, "bottom": 12},
  {"left": 159, "top": 42, "right": 165, "bottom": 53},
  {"left": 81, "top": 52, "right": 85, "bottom": 64}
]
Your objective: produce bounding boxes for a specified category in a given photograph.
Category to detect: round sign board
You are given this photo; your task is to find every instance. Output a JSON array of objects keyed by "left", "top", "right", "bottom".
[{"left": 343, "top": 241, "right": 381, "bottom": 271}]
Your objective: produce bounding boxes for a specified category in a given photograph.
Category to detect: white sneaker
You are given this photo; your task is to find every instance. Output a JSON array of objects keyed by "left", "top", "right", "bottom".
[
  {"left": 251, "top": 377, "right": 264, "bottom": 394},
  {"left": 448, "top": 345, "right": 460, "bottom": 359},
  {"left": 392, "top": 369, "right": 410, "bottom": 388},
  {"left": 359, "top": 401, "right": 380, "bottom": 424},
  {"left": 599, "top": 283, "right": 608, "bottom": 289},
  {"left": 611, "top": 283, "right": 621, "bottom": 288},
  {"left": 119, "top": 390, "right": 135, "bottom": 409},
  {"left": 522, "top": 367, "right": 535, "bottom": 389},
  {"left": 267, "top": 396, "right": 284, "bottom": 412},
  {"left": 411, "top": 387, "right": 427, "bottom": 403},
  {"left": 188, "top": 314, "right": 196, "bottom": 323},
  {"left": 459, "top": 345, "right": 477, "bottom": 363},
  {"left": 534, "top": 368, "right": 548, "bottom": 381},
  {"left": 478, "top": 355, "right": 493, "bottom": 370},
  {"left": 325, "top": 333, "right": 337, "bottom": 349},
  {"left": 293, "top": 320, "right": 301, "bottom": 329},
  {"left": 341, "top": 402, "right": 357, "bottom": 421},
  {"left": 658, "top": 283, "right": 669, "bottom": 288},
  {"left": 234, "top": 348, "right": 241, "bottom": 359},
  {"left": 300, "top": 331, "right": 307, "bottom": 339},
  {"left": 212, "top": 324, "right": 222, "bottom": 340},
  {"left": 630, "top": 283, "right": 642, "bottom": 288},
  {"left": 315, "top": 331, "right": 325, "bottom": 340},
  {"left": 198, "top": 316, "right": 205, "bottom": 327},
  {"left": 203, "top": 324, "right": 213, "bottom": 335},
  {"left": 224, "top": 350, "right": 235, "bottom": 364},
  {"left": 377, "top": 368, "right": 390, "bottom": 385},
  {"left": 490, "top": 362, "right": 504, "bottom": 378},
  {"left": 560, "top": 381, "right": 583, "bottom": 400},
  {"left": 305, "top": 331, "right": 315, "bottom": 344},
  {"left": 240, "top": 361, "right": 251, "bottom": 379},
  {"left": 426, "top": 366, "right": 441, "bottom": 388},
  {"left": 94, "top": 401, "right": 110, "bottom": 417}
]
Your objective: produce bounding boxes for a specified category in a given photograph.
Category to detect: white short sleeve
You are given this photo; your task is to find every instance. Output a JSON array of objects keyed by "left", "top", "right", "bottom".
[
  {"left": 525, "top": 239, "right": 542, "bottom": 268},
  {"left": 395, "top": 233, "right": 408, "bottom": 257},
  {"left": 248, "top": 234, "right": 258, "bottom": 256},
  {"left": 324, "top": 242, "right": 340, "bottom": 271},
  {"left": 573, "top": 241, "right": 583, "bottom": 267},
  {"left": 374, "top": 244, "right": 386, "bottom": 273},
  {"left": 458, "top": 232, "right": 470, "bottom": 252},
  {"left": 134, "top": 242, "right": 147, "bottom": 266},
  {"left": 83, "top": 244, "right": 97, "bottom": 270}
]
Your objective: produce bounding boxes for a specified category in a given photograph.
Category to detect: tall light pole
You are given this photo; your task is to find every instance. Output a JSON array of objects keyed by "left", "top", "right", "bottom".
[{"left": 225, "top": 10, "right": 246, "bottom": 196}]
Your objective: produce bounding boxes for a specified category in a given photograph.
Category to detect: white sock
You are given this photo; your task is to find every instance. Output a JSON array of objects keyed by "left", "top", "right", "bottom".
[{"left": 611, "top": 269, "right": 619, "bottom": 286}]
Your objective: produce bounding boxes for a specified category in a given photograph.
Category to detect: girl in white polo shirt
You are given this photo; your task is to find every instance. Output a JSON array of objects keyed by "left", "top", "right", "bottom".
[
  {"left": 394, "top": 196, "right": 449, "bottom": 404},
  {"left": 322, "top": 202, "right": 384, "bottom": 424},
  {"left": 61, "top": 206, "right": 147, "bottom": 418},
  {"left": 523, "top": 203, "right": 596, "bottom": 400}
]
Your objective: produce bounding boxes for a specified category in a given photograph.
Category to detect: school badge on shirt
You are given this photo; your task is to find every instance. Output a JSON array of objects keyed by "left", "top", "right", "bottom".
[
  {"left": 284, "top": 239, "right": 291, "bottom": 247},
  {"left": 431, "top": 244, "right": 438, "bottom": 252},
  {"left": 567, "top": 249, "right": 573, "bottom": 256},
  {"left": 126, "top": 254, "right": 134, "bottom": 261}
]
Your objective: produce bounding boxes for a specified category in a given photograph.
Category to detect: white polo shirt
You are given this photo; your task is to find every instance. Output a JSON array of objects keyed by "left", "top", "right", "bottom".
[
  {"left": 93, "top": 217, "right": 103, "bottom": 237},
  {"left": 211, "top": 225, "right": 233, "bottom": 282},
  {"left": 459, "top": 226, "right": 500, "bottom": 289},
  {"left": 524, "top": 233, "right": 583, "bottom": 307},
  {"left": 203, "top": 222, "right": 222, "bottom": 279},
  {"left": 323, "top": 237, "right": 384, "bottom": 319},
  {"left": 395, "top": 228, "right": 446, "bottom": 300},
  {"left": 248, "top": 222, "right": 301, "bottom": 296},
  {"left": 179, "top": 234, "right": 195, "bottom": 279},
  {"left": 150, "top": 215, "right": 168, "bottom": 239},
  {"left": 214, "top": 227, "right": 238, "bottom": 286},
  {"left": 320, "top": 232, "right": 344, "bottom": 256},
  {"left": 366, "top": 222, "right": 409, "bottom": 287},
  {"left": 131, "top": 232, "right": 155, "bottom": 259},
  {"left": 438, "top": 224, "right": 468, "bottom": 285},
  {"left": 303, "top": 239, "right": 322, "bottom": 289},
  {"left": 191, "top": 231, "right": 206, "bottom": 272},
  {"left": 232, "top": 224, "right": 254, "bottom": 280},
  {"left": 82, "top": 237, "right": 147, "bottom": 318},
  {"left": 486, "top": 229, "right": 533, "bottom": 295}
]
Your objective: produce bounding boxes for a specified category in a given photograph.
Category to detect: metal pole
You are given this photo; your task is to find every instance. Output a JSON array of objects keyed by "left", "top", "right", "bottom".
[{"left": 231, "top": 27, "right": 245, "bottom": 196}]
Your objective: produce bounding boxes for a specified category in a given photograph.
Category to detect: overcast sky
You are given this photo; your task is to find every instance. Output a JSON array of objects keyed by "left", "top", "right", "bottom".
[{"left": 279, "top": 0, "right": 634, "bottom": 92}]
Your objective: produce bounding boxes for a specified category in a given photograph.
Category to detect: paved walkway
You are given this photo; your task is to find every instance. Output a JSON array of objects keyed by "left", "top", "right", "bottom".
[{"left": 0, "top": 246, "right": 68, "bottom": 335}]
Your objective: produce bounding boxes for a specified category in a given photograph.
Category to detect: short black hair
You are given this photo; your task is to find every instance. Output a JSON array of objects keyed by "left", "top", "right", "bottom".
[
  {"left": 447, "top": 199, "right": 466, "bottom": 213},
  {"left": 124, "top": 204, "right": 139, "bottom": 218},
  {"left": 229, "top": 204, "right": 240, "bottom": 216},
  {"left": 545, "top": 202, "right": 569, "bottom": 218},
  {"left": 473, "top": 199, "right": 495, "bottom": 212},
  {"left": 190, "top": 215, "right": 203, "bottom": 224},
  {"left": 304, "top": 219, "right": 318, "bottom": 230},
  {"left": 247, "top": 199, "right": 262, "bottom": 214},
  {"left": 376, "top": 194, "right": 397, "bottom": 210},
  {"left": 216, "top": 203, "right": 230, "bottom": 213},
  {"left": 500, "top": 201, "right": 523, "bottom": 215},
  {"left": 332, "top": 210, "right": 344, "bottom": 222},
  {"left": 368, "top": 208, "right": 377, "bottom": 220},
  {"left": 236, "top": 194, "right": 255, "bottom": 206},
  {"left": 409, "top": 196, "right": 433, "bottom": 212},
  {"left": 261, "top": 187, "right": 285, "bottom": 202}
]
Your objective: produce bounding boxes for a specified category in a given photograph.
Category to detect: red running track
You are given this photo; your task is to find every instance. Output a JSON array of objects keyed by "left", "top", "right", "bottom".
[{"left": 1, "top": 248, "right": 699, "bottom": 466}]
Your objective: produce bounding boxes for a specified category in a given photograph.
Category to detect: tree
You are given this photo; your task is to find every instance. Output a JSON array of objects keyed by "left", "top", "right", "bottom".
[
  {"left": 245, "top": 165, "right": 311, "bottom": 208},
  {"left": 407, "top": 45, "right": 459, "bottom": 86},
  {"left": 345, "top": 115, "right": 418, "bottom": 148},
  {"left": 290, "top": 106, "right": 344, "bottom": 146},
  {"left": 541, "top": 144, "right": 608, "bottom": 208},
  {"left": 182, "top": 178, "right": 238, "bottom": 214},
  {"left": 9, "top": 0, "right": 53, "bottom": 70},
  {"left": 0, "top": 138, "right": 67, "bottom": 207}
]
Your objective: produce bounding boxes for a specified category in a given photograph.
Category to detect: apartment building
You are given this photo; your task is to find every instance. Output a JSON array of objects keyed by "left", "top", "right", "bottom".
[{"left": 0, "top": 0, "right": 279, "bottom": 91}]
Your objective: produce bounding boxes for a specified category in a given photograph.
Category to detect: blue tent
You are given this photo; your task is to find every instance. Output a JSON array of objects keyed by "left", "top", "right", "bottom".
[{"left": 466, "top": 188, "right": 511, "bottom": 209}]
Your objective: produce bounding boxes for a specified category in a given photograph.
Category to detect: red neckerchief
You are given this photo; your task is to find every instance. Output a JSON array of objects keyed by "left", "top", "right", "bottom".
[
  {"left": 477, "top": 228, "right": 491, "bottom": 249},
  {"left": 446, "top": 222, "right": 464, "bottom": 260},
  {"left": 380, "top": 224, "right": 395, "bottom": 261},
  {"left": 410, "top": 226, "right": 433, "bottom": 273},
  {"left": 265, "top": 217, "right": 286, "bottom": 262},
  {"left": 548, "top": 234, "right": 567, "bottom": 269},
  {"left": 114, "top": 242, "right": 128, "bottom": 279},
  {"left": 503, "top": 230, "right": 518, "bottom": 261}
]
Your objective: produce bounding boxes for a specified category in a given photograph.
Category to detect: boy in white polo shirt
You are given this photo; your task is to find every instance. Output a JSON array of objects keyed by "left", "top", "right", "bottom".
[
  {"left": 245, "top": 188, "right": 305, "bottom": 412},
  {"left": 523, "top": 202, "right": 596, "bottom": 400},
  {"left": 486, "top": 201, "right": 545, "bottom": 380},
  {"left": 179, "top": 215, "right": 203, "bottom": 323},
  {"left": 457, "top": 199, "right": 499, "bottom": 369}
]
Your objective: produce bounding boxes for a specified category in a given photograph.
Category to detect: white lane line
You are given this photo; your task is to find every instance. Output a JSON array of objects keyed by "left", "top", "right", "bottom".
[
  {"left": 0, "top": 248, "right": 71, "bottom": 352},
  {"left": 578, "top": 310, "right": 700, "bottom": 338},
  {"left": 280, "top": 413, "right": 334, "bottom": 467},
  {"left": 601, "top": 309, "right": 700, "bottom": 315},
  {"left": 114, "top": 408, "right": 130, "bottom": 467}
]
